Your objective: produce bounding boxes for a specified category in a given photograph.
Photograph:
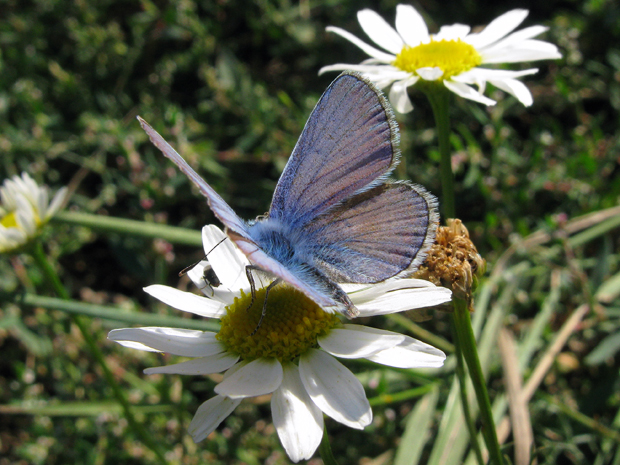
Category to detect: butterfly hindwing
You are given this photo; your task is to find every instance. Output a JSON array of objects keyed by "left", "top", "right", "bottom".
[{"left": 304, "top": 182, "right": 438, "bottom": 283}]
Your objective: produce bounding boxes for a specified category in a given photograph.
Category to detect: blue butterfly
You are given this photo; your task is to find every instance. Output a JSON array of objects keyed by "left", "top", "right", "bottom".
[{"left": 138, "top": 71, "right": 438, "bottom": 321}]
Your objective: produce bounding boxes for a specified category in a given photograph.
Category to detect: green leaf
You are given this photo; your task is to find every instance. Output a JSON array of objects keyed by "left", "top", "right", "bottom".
[
  {"left": 585, "top": 332, "right": 620, "bottom": 366},
  {"left": 394, "top": 386, "right": 440, "bottom": 465},
  {"left": 596, "top": 271, "right": 620, "bottom": 304},
  {"left": 0, "top": 401, "right": 174, "bottom": 416},
  {"left": 13, "top": 293, "right": 220, "bottom": 331}
]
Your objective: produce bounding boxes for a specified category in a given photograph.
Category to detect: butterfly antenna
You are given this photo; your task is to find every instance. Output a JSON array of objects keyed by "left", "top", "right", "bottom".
[
  {"left": 250, "top": 278, "right": 281, "bottom": 336},
  {"left": 178, "top": 259, "right": 203, "bottom": 277},
  {"left": 178, "top": 237, "right": 227, "bottom": 277}
]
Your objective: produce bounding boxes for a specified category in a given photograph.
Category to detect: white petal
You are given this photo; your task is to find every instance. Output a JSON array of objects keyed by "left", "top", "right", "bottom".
[
  {"left": 144, "top": 351, "right": 240, "bottom": 375},
  {"left": 465, "top": 9, "right": 529, "bottom": 49},
  {"left": 106, "top": 339, "right": 161, "bottom": 353},
  {"left": 357, "top": 9, "right": 404, "bottom": 55},
  {"left": 188, "top": 395, "right": 241, "bottom": 442},
  {"left": 325, "top": 26, "right": 396, "bottom": 62},
  {"left": 456, "top": 67, "right": 538, "bottom": 82},
  {"left": 366, "top": 336, "right": 446, "bottom": 368},
  {"left": 144, "top": 284, "right": 226, "bottom": 318},
  {"left": 320, "top": 63, "right": 401, "bottom": 77},
  {"left": 416, "top": 66, "right": 444, "bottom": 81},
  {"left": 479, "top": 25, "right": 549, "bottom": 51},
  {"left": 299, "top": 349, "right": 372, "bottom": 429},
  {"left": 388, "top": 77, "right": 417, "bottom": 113},
  {"left": 201, "top": 224, "right": 228, "bottom": 254},
  {"left": 481, "top": 40, "right": 562, "bottom": 64},
  {"left": 395, "top": 4, "right": 429, "bottom": 46},
  {"left": 272, "top": 363, "right": 324, "bottom": 462},
  {"left": 344, "top": 278, "right": 434, "bottom": 299},
  {"left": 319, "top": 325, "right": 404, "bottom": 358},
  {"left": 489, "top": 77, "right": 534, "bottom": 106},
  {"left": 214, "top": 358, "right": 283, "bottom": 399},
  {"left": 0, "top": 229, "right": 25, "bottom": 252},
  {"left": 15, "top": 195, "right": 36, "bottom": 234},
  {"left": 201, "top": 225, "right": 251, "bottom": 290},
  {"left": 45, "top": 187, "right": 68, "bottom": 219},
  {"left": 435, "top": 24, "right": 471, "bottom": 41},
  {"left": 443, "top": 80, "right": 497, "bottom": 106},
  {"left": 354, "top": 286, "right": 452, "bottom": 317},
  {"left": 108, "top": 327, "right": 224, "bottom": 357}
]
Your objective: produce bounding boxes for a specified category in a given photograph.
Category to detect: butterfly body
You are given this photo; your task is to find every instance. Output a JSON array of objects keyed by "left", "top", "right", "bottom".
[{"left": 138, "top": 72, "right": 438, "bottom": 318}]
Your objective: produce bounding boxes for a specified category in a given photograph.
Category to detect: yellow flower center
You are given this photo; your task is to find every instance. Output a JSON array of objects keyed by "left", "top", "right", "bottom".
[
  {"left": 216, "top": 284, "right": 341, "bottom": 363},
  {"left": 1, "top": 211, "right": 18, "bottom": 228},
  {"left": 393, "top": 38, "right": 482, "bottom": 80}
]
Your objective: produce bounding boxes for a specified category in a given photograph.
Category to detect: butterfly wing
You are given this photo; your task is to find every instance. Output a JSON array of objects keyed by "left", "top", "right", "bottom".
[
  {"left": 303, "top": 182, "right": 439, "bottom": 283},
  {"left": 138, "top": 117, "right": 252, "bottom": 241},
  {"left": 268, "top": 72, "right": 400, "bottom": 227}
]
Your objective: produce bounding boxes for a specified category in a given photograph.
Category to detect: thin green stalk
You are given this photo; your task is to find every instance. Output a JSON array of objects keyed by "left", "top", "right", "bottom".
[
  {"left": 387, "top": 313, "right": 454, "bottom": 353},
  {"left": 421, "top": 83, "right": 502, "bottom": 464},
  {"left": 451, "top": 318, "right": 485, "bottom": 465},
  {"left": 30, "top": 241, "right": 168, "bottom": 465},
  {"left": 423, "top": 85, "right": 455, "bottom": 219},
  {"left": 13, "top": 293, "right": 219, "bottom": 331},
  {"left": 368, "top": 384, "right": 436, "bottom": 406},
  {"left": 539, "top": 392, "right": 620, "bottom": 443},
  {"left": 318, "top": 424, "right": 339, "bottom": 465},
  {"left": 53, "top": 210, "right": 202, "bottom": 247},
  {"left": 453, "top": 297, "right": 503, "bottom": 465}
]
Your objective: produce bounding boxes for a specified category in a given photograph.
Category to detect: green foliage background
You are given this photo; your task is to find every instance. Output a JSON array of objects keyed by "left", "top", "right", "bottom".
[{"left": 1, "top": 0, "right": 620, "bottom": 464}]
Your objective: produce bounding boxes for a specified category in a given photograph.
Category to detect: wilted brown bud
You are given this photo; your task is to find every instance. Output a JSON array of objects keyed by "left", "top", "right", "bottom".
[{"left": 413, "top": 219, "right": 486, "bottom": 312}]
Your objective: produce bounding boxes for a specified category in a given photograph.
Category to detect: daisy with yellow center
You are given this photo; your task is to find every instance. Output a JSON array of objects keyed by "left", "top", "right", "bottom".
[
  {"left": 108, "top": 225, "right": 451, "bottom": 462},
  {"left": 0, "top": 172, "right": 68, "bottom": 253},
  {"left": 320, "top": 5, "right": 562, "bottom": 113}
]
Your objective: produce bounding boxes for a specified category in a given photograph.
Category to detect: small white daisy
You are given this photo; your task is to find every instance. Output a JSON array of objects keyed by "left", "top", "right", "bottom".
[
  {"left": 109, "top": 225, "right": 452, "bottom": 462},
  {"left": 320, "top": 5, "right": 562, "bottom": 113},
  {"left": 0, "top": 172, "right": 68, "bottom": 253}
]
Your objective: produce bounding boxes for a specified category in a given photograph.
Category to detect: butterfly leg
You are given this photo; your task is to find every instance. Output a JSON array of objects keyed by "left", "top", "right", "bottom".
[
  {"left": 245, "top": 265, "right": 260, "bottom": 309},
  {"left": 250, "top": 278, "right": 281, "bottom": 336}
]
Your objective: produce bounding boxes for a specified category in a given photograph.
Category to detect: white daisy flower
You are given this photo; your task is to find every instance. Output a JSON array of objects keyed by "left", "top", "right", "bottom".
[
  {"left": 320, "top": 5, "right": 562, "bottom": 113},
  {"left": 108, "top": 225, "right": 452, "bottom": 462},
  {"left": 0, "top": 172, "right": 68, "bottom": 253}
]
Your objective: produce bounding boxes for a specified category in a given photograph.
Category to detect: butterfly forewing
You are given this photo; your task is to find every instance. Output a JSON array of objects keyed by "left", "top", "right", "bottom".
[
  {"left": 137, "top": 117, "right": 253, "bottom": 241},
  {"left": 268, "top": 73, "right": 400, "bottom": 228}
]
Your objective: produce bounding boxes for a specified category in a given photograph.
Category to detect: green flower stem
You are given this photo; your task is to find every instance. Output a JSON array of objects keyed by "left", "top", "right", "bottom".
[
  {"left": 387, "top": 313, "right": 454, "bottom": 354},
  {"left": 453, "top": 297, "right": 503, "bottom": 465},
  {"left": 319, "top": 424, "right": 339, "bottom": 465},
  {"left": 451, "top": 317, "right": 485, "bottom": 465},
  {"left": 53, "top": 210, "right": 202, "bottom": 247},
  {"left": 422, "top": 84, "right": 455, "bottom": 219},
  {"left": 13, "top": 293, "right": 219, "bottom": 331},
  {"left": 422, "top": 84, "right": 502, "bottom": 464},
  {"left": 30, "top": 241, "right": 168, "bottom": 465},
  {"left": 368, "top": 384, "right": 437, "bottom": 406}
]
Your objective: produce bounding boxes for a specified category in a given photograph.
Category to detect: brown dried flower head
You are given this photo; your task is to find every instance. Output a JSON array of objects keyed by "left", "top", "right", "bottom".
[{"left": 413, "top": 218, "right": 486, "bottom": 311}]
